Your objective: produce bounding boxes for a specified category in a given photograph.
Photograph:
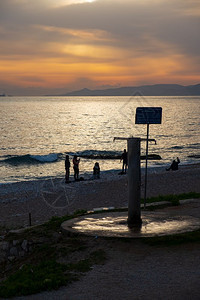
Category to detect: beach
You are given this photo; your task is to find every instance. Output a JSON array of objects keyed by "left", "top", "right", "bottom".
[
  {"left": 0, "top": 163, "right": 200, "bottom": 229},
  {"left": 0, "top": 163, "right": 200, "bottom": 300}
]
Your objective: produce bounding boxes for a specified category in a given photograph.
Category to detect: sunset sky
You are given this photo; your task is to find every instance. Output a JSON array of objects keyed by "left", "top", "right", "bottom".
[{"left": 0, "top": 0, "right": 200, "bottom": 95}]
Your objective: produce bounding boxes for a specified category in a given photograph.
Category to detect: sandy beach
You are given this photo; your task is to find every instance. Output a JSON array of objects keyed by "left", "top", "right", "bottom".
[
  {"left": 0, "top": 163, "right": 200, "bottom": 229},
  {"left": 0, "top": 164, "right": 200, "bottom": 300}
]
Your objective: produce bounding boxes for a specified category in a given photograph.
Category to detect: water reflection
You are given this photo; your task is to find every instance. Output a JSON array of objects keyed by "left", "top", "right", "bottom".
[{"left": 1, "top": 96, "right": 200, "bottom": 183}]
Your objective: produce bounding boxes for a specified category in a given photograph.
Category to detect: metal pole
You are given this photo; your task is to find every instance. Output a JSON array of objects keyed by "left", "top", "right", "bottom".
[
  {"left": 144, "top": 123, "right": 149, "bottom": 209},
  {"left": 127, "top": 138, "right": 142, "bottom": 227}
]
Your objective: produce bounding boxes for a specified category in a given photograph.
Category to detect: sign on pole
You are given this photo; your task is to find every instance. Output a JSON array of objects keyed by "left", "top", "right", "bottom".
[
  {"left": 135, "top": 107, "right": 162, "bottom": 124},
  {"left": 135, "top": 107, "right": 162, "bottom": 208}
]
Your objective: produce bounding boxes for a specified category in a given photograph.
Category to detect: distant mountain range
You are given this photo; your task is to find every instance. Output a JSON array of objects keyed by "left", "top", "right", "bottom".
[{"left": 61, "top": 84, "right": 200, "bottom": 96}]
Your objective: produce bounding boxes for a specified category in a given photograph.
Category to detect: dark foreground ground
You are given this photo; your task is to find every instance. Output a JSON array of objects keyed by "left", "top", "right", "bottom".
[{"left": 1, "top": 200, "right": 198, "bottom": 300}]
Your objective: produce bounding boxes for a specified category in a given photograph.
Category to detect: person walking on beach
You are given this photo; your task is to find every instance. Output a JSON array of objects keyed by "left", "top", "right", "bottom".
[
  {"left": 73, "top": 155, "right": 80, "bottom": 180},
  {"left": 65, "top": 155, "right": 70, "bottom": 183},
  {"left": 166, "top": 157, "right": 180, "bottom": 171},
  {"left": 120, "top": 149, "right": 128, "bottom": 174}
]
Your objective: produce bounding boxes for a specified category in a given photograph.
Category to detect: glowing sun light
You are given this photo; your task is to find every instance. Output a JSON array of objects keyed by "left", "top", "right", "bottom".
[{"left": 60, "top": 0, "right": 95, "bottom": 4}]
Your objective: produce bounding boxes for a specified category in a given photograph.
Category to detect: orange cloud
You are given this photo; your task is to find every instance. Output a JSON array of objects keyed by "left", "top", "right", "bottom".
[
  {"left": 1, "top": 0, "right": 200, "bottom": 94},
  {"left": 1, "top": 49, "right": 198, "bottom": 91}
]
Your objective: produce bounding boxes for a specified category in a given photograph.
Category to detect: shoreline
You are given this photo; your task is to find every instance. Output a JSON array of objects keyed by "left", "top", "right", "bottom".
[
  {"left": 0, "top": 163, "right": 200, "bottom": 229},
  {"left": 1, "top": 161, "right": 200, "bottom": 187}
]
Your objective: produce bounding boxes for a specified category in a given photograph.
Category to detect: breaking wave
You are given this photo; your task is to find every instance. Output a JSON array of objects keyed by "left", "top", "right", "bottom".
[
  {"left": 0, "top": 153, "right": 60, "bottom": 165},
  {"left": 0, "top": 150, "right": 162, "bottom": 166},
  {"left": 70, "top": 150, "right": 161, "bottom": 160},
  {"left": 73, "top": 150, "right": 121, "bottom": 159}
]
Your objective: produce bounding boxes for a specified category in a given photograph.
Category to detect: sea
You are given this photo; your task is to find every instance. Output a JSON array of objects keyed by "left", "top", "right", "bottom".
[{"left": 0, "top": 96, "right": 199, "bottom": 184}]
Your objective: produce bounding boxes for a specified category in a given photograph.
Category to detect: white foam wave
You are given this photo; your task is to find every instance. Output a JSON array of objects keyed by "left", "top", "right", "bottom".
[{"left": 30, "top": 154, "right": 58, "bottom": 162}]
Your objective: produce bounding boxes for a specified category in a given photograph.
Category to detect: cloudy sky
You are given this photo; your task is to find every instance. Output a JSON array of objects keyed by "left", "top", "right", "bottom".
[{"left": 0, "top": 0, "right": 200, "bottom": 95}]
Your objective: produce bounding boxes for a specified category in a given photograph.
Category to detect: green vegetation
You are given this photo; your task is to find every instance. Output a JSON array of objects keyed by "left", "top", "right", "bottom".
[
  {"left": 6, "top": 209, "right": 88, "bottom": 241},
  {"left": 0, "top": 209, "right": 105, "bottom": 298},
  {"left": 142, "top": 192, "right": 200, "bottom": 206},
  {"left": 0, "top": 242, "right": 106, "bottom": 298},
  {"left": 0, "top": 260, "right": 76, "bottom": 298},
  {"left": 0, "top": 250, "right": 106, "bottom": 298},
  {"left": 41, "top": 209, "right": 87, "bottom": 231}
]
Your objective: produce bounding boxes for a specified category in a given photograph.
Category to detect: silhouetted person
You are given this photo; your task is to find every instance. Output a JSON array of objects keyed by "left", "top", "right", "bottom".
[
  {"left": 120, "top": 149, "right": 128, "bottom": 174},
  {"left": 73, "top": 155, "right": 80, "bottom": 180},
  {"left": 166, "top": 157, "right": 180, "bottom": 171},
  {"left": 65, "top": 155, "right": 70, "bottom": 183},
  {"left": 93, "top": 162, "right": 100, "bottom": 179}
]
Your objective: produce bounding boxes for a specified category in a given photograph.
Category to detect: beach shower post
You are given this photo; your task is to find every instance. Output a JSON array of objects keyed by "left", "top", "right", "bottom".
[
  {"left": 114, "top": 136, "right": 156, "bottom": 227},
  {"left": 114, "top": 106, "right": 162, "bottom": 227},
  {"left": 127, "top": 137, "right": 142, "bottom": 226},
  {"left": 114, "top": 137, "right": 141, "bottom": 226}
]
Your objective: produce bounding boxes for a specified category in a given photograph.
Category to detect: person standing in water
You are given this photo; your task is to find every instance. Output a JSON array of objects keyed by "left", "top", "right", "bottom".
[
  {"left": 65, "top": 155, "right": 70, "bottom": 183},
  {"left": 120, "top": 149, "right": 128, "bottom": 174},
  {"left": 73, "top": 155, "right": 80, "bottom": 180}
]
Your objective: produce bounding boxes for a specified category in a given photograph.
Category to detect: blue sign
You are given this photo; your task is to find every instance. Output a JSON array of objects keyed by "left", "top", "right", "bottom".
[{"left": 135, "top": 107, "right": 162, "bottom": 124}]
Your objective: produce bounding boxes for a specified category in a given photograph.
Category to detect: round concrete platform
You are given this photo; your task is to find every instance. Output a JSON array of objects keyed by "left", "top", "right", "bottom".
[{"left": 61, "top": 210, "right": 200, "bottom": 238}]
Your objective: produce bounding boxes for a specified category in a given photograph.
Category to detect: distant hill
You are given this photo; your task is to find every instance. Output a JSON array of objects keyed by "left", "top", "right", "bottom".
[{"left": 60, "top": 84, "right": 200, "bottom": 96}]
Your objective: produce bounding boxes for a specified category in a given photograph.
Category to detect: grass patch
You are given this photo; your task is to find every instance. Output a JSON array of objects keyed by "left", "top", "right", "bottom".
[
  {"left": 142, "top": 192, "right": 200, "bottom": 206},
  {"left": 6, "top": 209, "right": 88, "bottom": 241},
  {"left": 42, "top": 209, "right": 87, "bottom": 231},
  {"left": 0, "top": 249, "right": 106, "bottom": 298},
  {"left": 0, "top": 260, "right": 76, "bottom": 298},
  {"left": 142, "top": 229, "right": 200, "bottom": 246},
  {"left": 143, "top": 203, "right": 171, "bottom": 211}
]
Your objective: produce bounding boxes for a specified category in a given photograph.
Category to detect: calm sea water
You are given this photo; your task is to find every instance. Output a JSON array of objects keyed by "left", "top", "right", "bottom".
[{"left": 0, "top": 96, "right": 199, "bottom": 183}]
